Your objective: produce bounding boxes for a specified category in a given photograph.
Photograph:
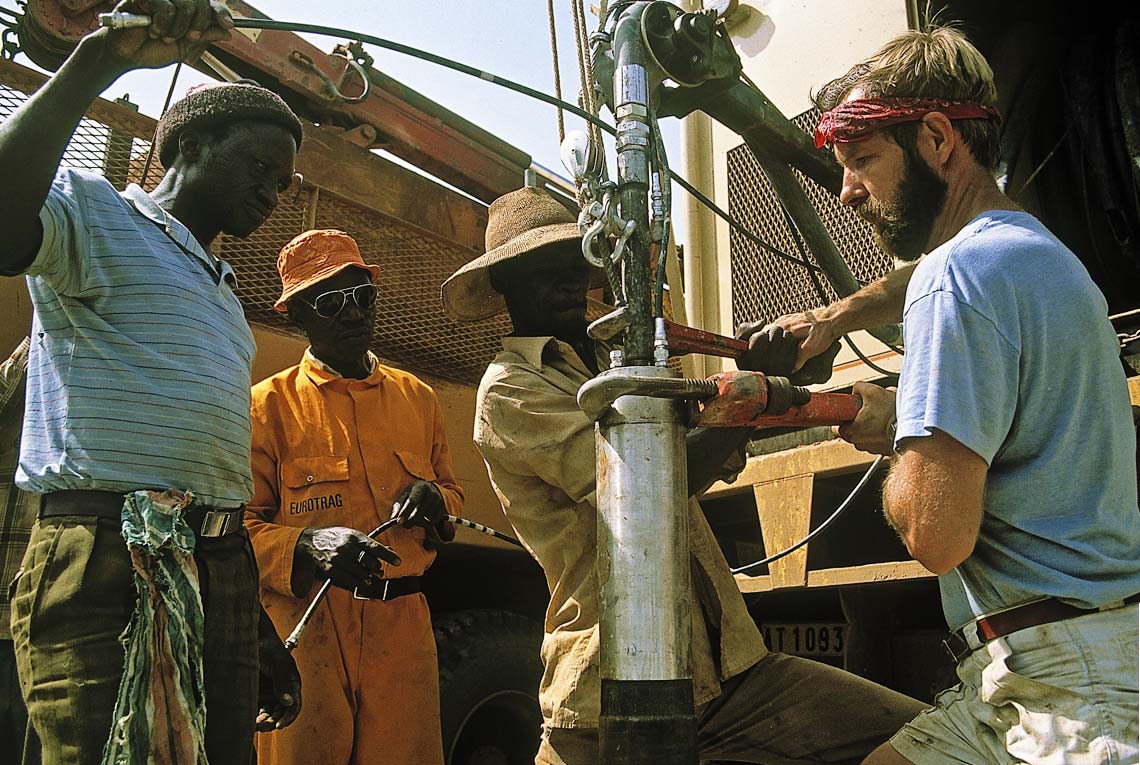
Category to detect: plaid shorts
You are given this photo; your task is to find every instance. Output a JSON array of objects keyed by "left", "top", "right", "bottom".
[{"left": 892, "top": 604, "right": 1139, "bottom": 765}]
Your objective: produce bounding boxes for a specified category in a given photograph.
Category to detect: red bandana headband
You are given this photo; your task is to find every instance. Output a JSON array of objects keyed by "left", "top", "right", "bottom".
[{"left": 814, "top": 97, "right": 1001, "bottom": 148}]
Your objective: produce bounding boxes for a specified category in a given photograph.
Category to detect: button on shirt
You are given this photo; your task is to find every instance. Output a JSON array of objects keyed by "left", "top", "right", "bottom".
[
  {"left": 474, "top": 337, "right": 766, "bottom": 729},
  {"left": 245, "top": 350, "right": 465, "bottom": 597},
  {"left": 17, "top": 168, "right": 256, "bottom": 507}
]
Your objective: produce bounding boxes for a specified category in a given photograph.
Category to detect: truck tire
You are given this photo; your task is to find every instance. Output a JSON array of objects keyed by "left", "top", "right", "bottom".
[{"left": 436, "top": 610, "right": 544, "bottom": 765}]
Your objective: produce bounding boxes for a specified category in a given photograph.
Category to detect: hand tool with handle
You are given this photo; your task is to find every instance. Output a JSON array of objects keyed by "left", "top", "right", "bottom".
[
  {"left": 283, "top": 516, "right": 400, "bottom": 652},
  {"left": 589, "top": 307, "right": 862, "bottom": 427}
]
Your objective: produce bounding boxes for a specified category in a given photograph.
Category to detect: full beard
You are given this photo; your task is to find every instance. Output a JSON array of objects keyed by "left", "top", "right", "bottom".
[{"left": 860, "top": 149, "right": 948, "bottom": 262}]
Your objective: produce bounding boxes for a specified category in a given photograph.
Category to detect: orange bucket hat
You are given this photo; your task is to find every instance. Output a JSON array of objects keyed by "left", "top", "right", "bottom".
[{"left": 273, "top": 229, "right": 381, "bottom": 312}]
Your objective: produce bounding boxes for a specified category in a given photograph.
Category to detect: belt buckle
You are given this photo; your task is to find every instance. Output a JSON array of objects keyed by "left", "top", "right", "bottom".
[
  {"left": 941, "top": 632, "right": 972, "bottom": 664},
  {"left": 199, "top": 509, "right": 238, "bottom": 538},
  {"left": 352, "top": 579, "right": 389, "bottom": 601}
]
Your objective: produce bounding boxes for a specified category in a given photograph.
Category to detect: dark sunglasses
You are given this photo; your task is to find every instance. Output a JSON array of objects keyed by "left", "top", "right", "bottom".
[{"left": 299, "top": 283, "right": 378, "bottom": 318}]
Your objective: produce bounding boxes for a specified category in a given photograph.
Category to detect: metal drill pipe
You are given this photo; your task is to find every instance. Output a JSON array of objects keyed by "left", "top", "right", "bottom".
[
  {"left": 595, "top": 367, "right": 697, "bottom": 764},
  {"left": 593, "top": 7, "right": 698, "bottom": 762},
  {"left": 611, "top": 5, "right": 654, "bottom": 364}
]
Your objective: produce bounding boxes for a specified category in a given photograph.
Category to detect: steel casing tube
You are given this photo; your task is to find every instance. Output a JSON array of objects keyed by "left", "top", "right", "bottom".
[{"left": 596, "top": 365, "right": 697, "bottom": 764}]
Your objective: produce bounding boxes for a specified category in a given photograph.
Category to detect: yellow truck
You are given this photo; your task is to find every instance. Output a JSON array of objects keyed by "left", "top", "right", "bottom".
[{"left": 2, "top": 0, "right": 1137, "bottom": 762}]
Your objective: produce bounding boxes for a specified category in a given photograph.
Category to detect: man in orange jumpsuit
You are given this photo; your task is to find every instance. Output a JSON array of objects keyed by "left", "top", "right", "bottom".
[{"left": 246, "top": 229, "right": 464, "bottom": 765}]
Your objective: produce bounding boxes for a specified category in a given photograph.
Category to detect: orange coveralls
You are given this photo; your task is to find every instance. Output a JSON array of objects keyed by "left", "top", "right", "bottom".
[{"left": 246, "top": 352, "right": 464, "bottom": 765}]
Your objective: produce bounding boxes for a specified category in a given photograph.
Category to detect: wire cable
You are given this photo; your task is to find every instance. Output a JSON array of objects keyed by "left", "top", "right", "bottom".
[
  {"left": 668, "top": 171, "right": 825, "bottom": 273},
  {"left": 98, "top": 13, "right": 844, "bottom": 289},
  {"left": 213, "top": 18, "right": 616, "bottom": 137},
  {"left": 778, "top": 200, "right": 901, "bottom": 374},
  {"left": 138, "top": 61, "right": 182, "bottom": 188},
  {"left": 546, "top": 0, "right": 565, "bottom": 143},
  {"left": 180, "top": 16, "right": 822, "bottom": 283},
  {"left": 842, "top": 335, "right": 899, "bottom": 379},
  {"left": 446, "top": 514, "right": 523, "bottom": 548},
  {"left": 731, "top": 455, "right": 885, "bottom": 575}
]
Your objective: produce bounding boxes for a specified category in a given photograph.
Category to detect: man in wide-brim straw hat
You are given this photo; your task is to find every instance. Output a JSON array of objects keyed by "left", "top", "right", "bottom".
[{"left": 443, "top": 186, "right": 924, "bottom": 765}]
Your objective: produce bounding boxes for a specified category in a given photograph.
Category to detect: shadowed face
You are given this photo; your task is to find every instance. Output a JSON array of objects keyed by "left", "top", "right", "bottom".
[
  {"left": 288, "top": 266, "right": 376, "bottom": 363},
  {"left": 491, "top": 240, "right": 590, "bottom": 338},
  {"left": 188, "top": 122, "right": 298, "bottom": 238}
]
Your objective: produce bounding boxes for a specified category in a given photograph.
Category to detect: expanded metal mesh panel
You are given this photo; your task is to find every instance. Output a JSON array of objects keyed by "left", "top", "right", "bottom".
[
  {"left": 0, "top": 65, "right": 521, "bottom": 385},
  {"left": 727, "top": 110, "right": 894, "bottom": 328},
  {"left": 0, "top": 83, "right": 163, "bottom": 191},
  {"left": 317, "top": 195, "right": 512, "bottom": 384},
  {"left": 214, "top": 190, "right": 315, "bottom": 326}
]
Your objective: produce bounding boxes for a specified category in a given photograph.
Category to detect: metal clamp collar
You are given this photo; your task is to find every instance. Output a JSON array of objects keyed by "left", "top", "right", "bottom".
[{"left": 577, "top": 367, "right": 718, "bottom": 422}]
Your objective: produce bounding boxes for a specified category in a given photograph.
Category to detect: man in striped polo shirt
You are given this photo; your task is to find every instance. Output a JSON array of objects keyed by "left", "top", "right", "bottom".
[{"left": 0, "top": 3, "right": 305, "bottom": 763}]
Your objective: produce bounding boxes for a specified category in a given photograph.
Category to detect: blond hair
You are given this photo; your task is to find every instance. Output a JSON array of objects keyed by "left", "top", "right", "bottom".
[{"left": 814, "top": 26, "right": 1000, "bottom": 170}]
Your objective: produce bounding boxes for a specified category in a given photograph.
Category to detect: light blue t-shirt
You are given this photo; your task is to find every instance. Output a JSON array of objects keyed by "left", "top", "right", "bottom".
[
  {"left": 896, "top": 209, "right": 1140, "bottom": 630},
  {"left": 17, "top": 168, "right": 256, "bottom": 507}
]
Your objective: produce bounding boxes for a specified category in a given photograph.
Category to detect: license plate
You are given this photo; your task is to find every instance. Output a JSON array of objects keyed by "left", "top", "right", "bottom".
[{"left": 760, "top": 623, "right": 847, "bottom": 658}]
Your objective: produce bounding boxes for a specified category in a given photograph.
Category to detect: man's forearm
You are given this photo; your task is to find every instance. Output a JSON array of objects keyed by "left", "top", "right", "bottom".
[
  {"left": 0, "top": 35, "right": 126, "bottom": 271},
  {"left": 819, "top": 263, "right": 915, "bottom": 336}
]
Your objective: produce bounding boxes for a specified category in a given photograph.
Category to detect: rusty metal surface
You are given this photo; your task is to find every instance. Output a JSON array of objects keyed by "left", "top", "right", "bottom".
[{"left": 697, "top": 371, "right": 860, "bottom": 428}]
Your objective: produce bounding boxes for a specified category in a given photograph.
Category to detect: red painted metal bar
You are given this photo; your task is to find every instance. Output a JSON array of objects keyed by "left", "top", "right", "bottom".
[
  {"left": 665, "top": 322, "right": 749, "bottom": 358},
  {"left": 23, "top": 0, "right": 534, "bottom": 202},
  {"left": 201, "top": 0, "right": 531, "bottom": 202},
  {"left": 696, "top": 371, "right": 861, "bottom": 428}
]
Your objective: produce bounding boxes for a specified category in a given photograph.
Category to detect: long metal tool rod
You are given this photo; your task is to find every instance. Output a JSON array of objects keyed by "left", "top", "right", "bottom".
[
  {"left": 283, "top": 516, "right": 399, "bottom": 651},
  {"left": 594, "top": 5, "right": 697, "bottom": 763}
]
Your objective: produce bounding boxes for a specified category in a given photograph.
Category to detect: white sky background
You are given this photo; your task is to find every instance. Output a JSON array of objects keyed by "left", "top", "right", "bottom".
[{"left": 5, "top": 0, "right": 684, "bottom": 199}]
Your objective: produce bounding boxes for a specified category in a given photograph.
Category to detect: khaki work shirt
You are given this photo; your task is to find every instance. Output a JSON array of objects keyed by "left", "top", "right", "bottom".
[{"left": 474, "top": 336, "right": 766, "bottom": 729}]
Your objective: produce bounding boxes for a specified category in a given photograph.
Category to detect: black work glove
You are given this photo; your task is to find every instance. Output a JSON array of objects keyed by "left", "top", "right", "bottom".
[
  {"left": 294, "top": 526, "right": 402, "bottom": 592},
  {"left": 256, "top": 607, "right": 301, "bottom": 731},
  {"left": 735, "top": 320, "right": 841, "bottom": 386},
  {"left": 391, "top": 480, "right": 454, "bottom": 542}
]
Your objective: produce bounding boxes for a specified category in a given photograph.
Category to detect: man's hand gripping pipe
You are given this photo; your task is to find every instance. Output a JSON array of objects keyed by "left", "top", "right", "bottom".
[
  {"left": 283, "top": 511, "right": 522, "bottom": 651},
  {"left": 284, "top": 515, "right": 401, "bottom": 652}
]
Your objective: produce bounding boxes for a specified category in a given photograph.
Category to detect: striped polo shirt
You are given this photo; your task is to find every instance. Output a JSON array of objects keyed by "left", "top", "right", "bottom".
[{"left": 17, "top": 167, "right": 256, "bottom": 507}]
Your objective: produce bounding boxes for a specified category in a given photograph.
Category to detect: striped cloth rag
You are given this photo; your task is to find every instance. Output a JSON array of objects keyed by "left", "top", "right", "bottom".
[{"left": 102, "top": 490, "right": 208, "bottom": 765}]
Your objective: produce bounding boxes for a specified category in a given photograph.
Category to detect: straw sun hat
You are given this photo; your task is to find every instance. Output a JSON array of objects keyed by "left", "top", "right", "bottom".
[{"left": 441, "top": 187, "right": 587, "bottom": 321}]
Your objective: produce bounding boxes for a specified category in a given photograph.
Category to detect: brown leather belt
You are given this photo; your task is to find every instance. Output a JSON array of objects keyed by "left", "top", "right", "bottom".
[
  {"left": 40, "top": 489, "right": 245, "bottom": 539},
  {"left": 352, "top": 576, "right": 422, "bottom": 602},
  {"left": 943, "top": 592, "right": 1140, "bottom": 664}
]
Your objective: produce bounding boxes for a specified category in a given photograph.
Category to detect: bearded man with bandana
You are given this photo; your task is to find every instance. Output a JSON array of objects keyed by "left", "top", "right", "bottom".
[{"left": 747, "top": 25, "right": 1140, "bottom": 765}]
